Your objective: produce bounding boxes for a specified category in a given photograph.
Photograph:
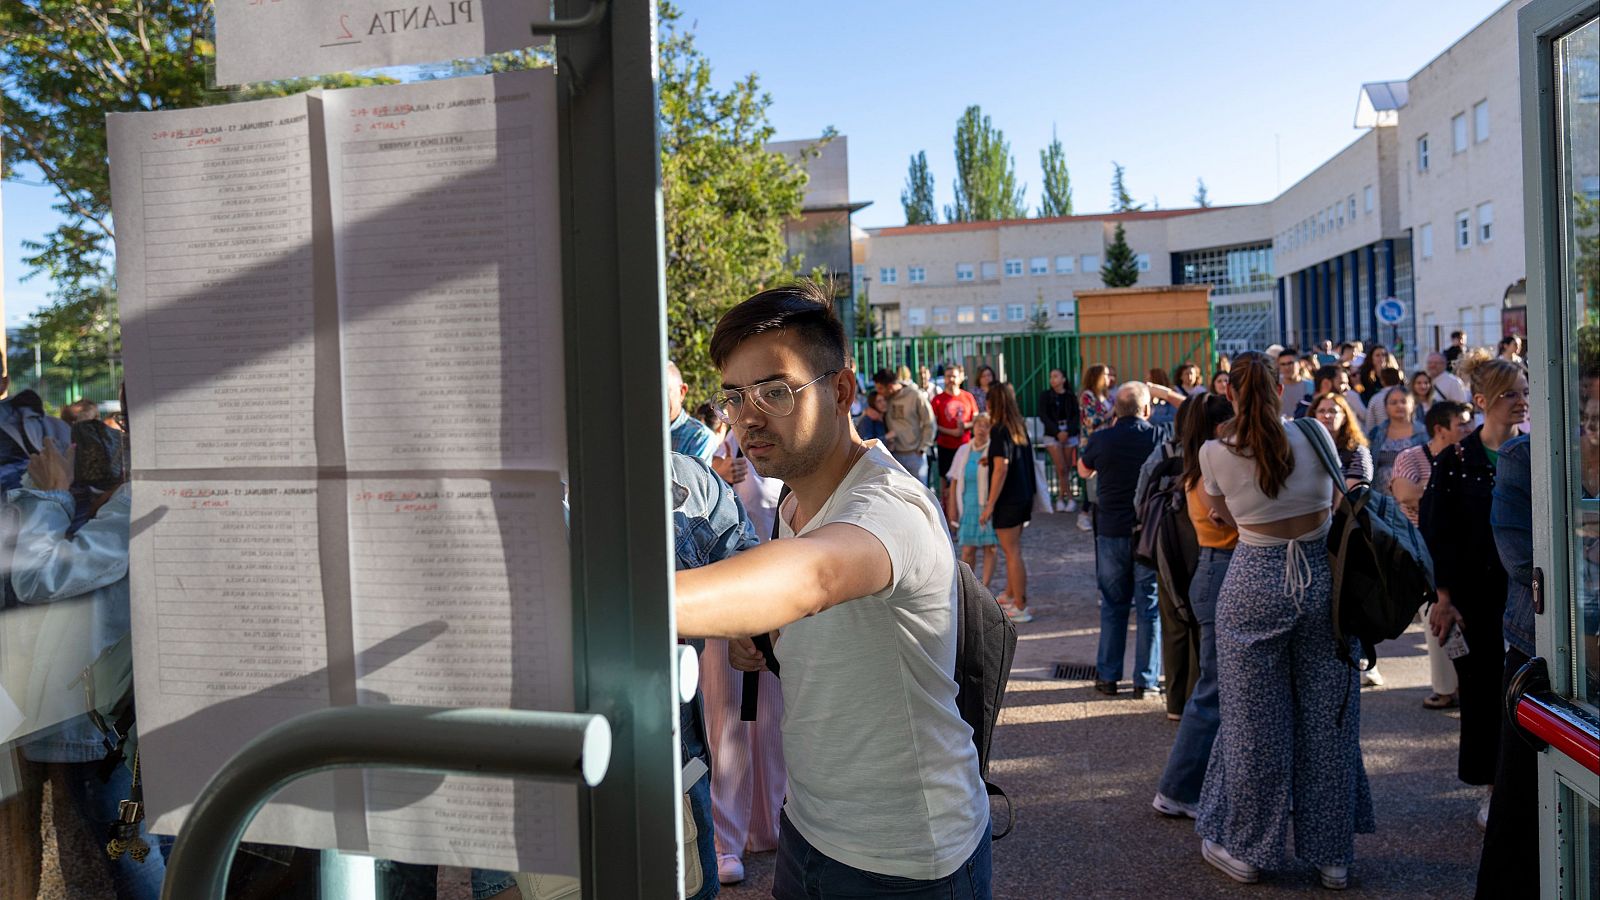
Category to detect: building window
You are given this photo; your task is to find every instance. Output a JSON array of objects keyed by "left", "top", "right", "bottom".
[
  {"left": 980, "top": 261, "right": 998, "bottom": 280},
  {"left": 1056, "top": 300, "right": 1073, "bottom": 318},
  {"left": 1477, "top": 202, "right": 1493, "bottom": 242},
  {"left": 1007, "top": 303, "right": 1026, "bottom": 322},
  {"left": 878, "top": 267, "right": 897, "bottom": 285},
  {"left": 1172, "top": 241, "right": 1275, "bottom": 297},
  {"left": 1473, "top": 100, "right": 1489, "bottom": 143},
  {"left": 981, "top": 305, "right": 1001, "bottom": 323},
  {"left": 1455, "top": 210, "right": 1472, "bottom": 249},
  {"left": 956, "top": 263, "right": 974, "bottom": 282},
  {"left": 1055, "top": 255, "right": 1074, "bottom": 274},
  {"left": 1420, "top": 223, "right": 1434, "bottom": 259},
  {"left": 852, "top": 264, "right": 864, "bottom": 288},
  {"left": 956, "top": 305, "right": 977, "bottom": 324},
  {"left": 932, "top": 306, "right": 952, "bottom": 325},
  {"left": 1081, "top": 254, "right": 1100, "bottom": 272},
  {"left": 1029, "top": 256, "right": 1048, "bottom": 275},
  {"left": 1003, "top": 258, "right": 1024, "bottom": 277},
  {"left": 1417, "top": 135, "right": 1430, "bottom": 172},
  {"left": 906, "top": 307, "right": 927, "bottom": 327},
  {"left": 1364, "top": 185, "right": 1374, "bottom": 213},
  {"left": 908, "top": 266, "right": 926, "bottom": 284},
  {"left": 1348, "top": 195, "right": 1356, "bottom": 221},
  {"left": 1452, "top": 113, "right": 1468, "bottom": 153},
  {"left": 1336, "top": 204, "right": 1344, "bottom": 228},
  {"left": 1135, "top": 253, "right": 1151, "bottom": 272},
  {"left": 1459, "top": 306, "right": 1476, "bottom": 344}
]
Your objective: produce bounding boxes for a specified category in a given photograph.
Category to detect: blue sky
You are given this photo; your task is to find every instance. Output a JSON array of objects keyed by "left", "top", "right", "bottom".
[{"left": 2, "top": 0, "right": 1509, "bottom": 327}]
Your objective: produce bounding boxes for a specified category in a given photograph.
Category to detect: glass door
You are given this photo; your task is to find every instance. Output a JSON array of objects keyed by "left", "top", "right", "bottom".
[{"left": 1520, "top": 2, "right": 1600, "bottom": 897}]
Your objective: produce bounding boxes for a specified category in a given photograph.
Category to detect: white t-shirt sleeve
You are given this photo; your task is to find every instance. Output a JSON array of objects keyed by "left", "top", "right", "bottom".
[
  {"left": 1199, "top": 440, "right": 1225, "bottom": 497},
  {"left": 820, "top": 477, "right": 931, "bottom": 600}
]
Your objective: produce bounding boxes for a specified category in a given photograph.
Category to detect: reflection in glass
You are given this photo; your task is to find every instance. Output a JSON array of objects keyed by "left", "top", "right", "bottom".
[
  {"left": 1558, "top": 783, "right": 1599, "bottom": 900},
  {"left": 1557, "top": 16, "right": 1600, "bottom": 710}
]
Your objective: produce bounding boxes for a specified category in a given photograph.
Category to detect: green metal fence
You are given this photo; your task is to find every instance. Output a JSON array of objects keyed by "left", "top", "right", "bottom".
[
  {"left": 852, "top": 327, "right": 1215, "bottom": 417},
  {"left": 6, "top": 373, "right": 121, "bottom": 414}
]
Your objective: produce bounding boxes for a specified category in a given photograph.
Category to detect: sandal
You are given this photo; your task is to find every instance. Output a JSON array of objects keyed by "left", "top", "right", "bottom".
[{"left": 1422, "top": 692, "right": 1458, "bottom": 710}]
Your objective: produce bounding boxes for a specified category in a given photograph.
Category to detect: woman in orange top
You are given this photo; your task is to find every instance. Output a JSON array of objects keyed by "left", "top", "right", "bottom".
[{"left": 1154, "top": 394, "right": 1238, "bottom": 819}]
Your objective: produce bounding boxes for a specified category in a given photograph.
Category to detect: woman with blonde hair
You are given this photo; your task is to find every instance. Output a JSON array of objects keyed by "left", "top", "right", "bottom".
[
  {"left": 982, "top": 383, "right": 1038, "bottom": 623},
  {"left": 1421, "top": 357, "right": 1529, "bottom": 830},
  {"left": 1194, "top": 353, "right": 1373, "bottom": 889}
]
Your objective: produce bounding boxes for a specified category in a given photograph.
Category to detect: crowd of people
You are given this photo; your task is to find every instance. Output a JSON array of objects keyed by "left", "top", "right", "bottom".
[{"left": 0, "top": 279, "right": 1553, "bottom": 899}]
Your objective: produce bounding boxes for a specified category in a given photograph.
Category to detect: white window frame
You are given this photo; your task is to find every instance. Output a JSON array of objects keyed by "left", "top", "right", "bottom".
[
  {"left": 1363, "top": 185, "right": 1374, "bottom": 213},
  {"left": 1473, "top": 100, "right": 1489, "bottom": 143},
  {"left": 1006, "top": 303, "right": 1027, "bottom": 322},
  {"left": 1452, "top": 113, "right": 1468, "bottom": 153},
  {"left": 1055, "top": 255, "right": 1074, "bottom": 274},
  {"left": 878, "top": 266, "right": 897, "bottom": 285},
  {"left": 955, "top": 263, "right": 974, "bottom": 282},
  {"left": 932, "top": 306, "right": 952, "bottom": 325},
  {"left": 1348, "top": 195, "right": 1356, "bottom": 221},
  {"left": 1455, "top": 210, "right": 1472, "bottom": 249},
  {"left": 1417, "top": 135, "right": 1430, "bottom": 172},
  {"left": 1081, "top": 254, "right": 1100, "bottom": 272},
  {"left": 980, "top": 261, "right": 998, "bottom": 280},
  {"left": 956, "top": 305, "right": 977, "bottom": 324},
  {"left": 1003, "top": 258, "right": 1024, "bottom": 277},
  {"left": 908, "top": 266, "right": 926, "bottom": 284},
  {"left": 1056, "top": 300, "right": 1073, "bottom": 318},
  {"left": 1135, "top": 253, "right": 1151, "bottom": 272},
  {"left": 980, "top": 305, "right": 1002, "bottom": 324},
  {"left": 906, "top": 307, "right": 927, "bottom": 327},
  {"left": 1420, "top": 223, "right": 1434, "bottom": 259},
  {"left": 1029, "top": 256, "right": 1048, "bottom": 276},
  {"left": 1477, "top": 201, "right": 1493, "bottom": 243}
]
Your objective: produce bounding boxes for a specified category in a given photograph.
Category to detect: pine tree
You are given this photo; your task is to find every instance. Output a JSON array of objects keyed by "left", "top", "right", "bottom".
[
  {"left": 1037, "top": 128, "right": 1073, "bottom": 217},
  {"left": 900, "top": 151, "right": 937, "bottom": 225},
  {"left": 1110, "top": 161, "right": 1144, "bottom": 213},
  {"left": 1194, "top": 178, "right": 1212, "bottom": 208},
  {"left": 945, "top": 105, "right": 1027, "bottom": 222},
  {"left": 1101, "top": 223, "right": 1140, "bottom": 287}
]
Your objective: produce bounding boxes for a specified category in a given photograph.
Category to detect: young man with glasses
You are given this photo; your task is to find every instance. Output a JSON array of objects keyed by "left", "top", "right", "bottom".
[{"left": 676, "top": 282, "right": 992, "bottom": 899}]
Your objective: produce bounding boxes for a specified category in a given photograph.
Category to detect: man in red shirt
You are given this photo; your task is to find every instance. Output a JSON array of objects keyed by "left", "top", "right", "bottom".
[{"left": 931, "top": 364, "right": 978, "bottom": 501}]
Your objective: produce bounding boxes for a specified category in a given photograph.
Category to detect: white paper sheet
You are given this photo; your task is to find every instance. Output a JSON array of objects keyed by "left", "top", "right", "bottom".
[
  {"left": 109, "top": 70, "right": 574, "bottom": 873},
  {"left": 213, "top": 0, "right": 552, "bottom": 86}
]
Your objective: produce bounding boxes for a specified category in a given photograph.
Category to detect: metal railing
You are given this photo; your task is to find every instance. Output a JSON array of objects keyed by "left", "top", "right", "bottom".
[
  {"left": 160, "top": 706, "right": 611, "bottom": 900},
  {"left": 852, "top": 328, "right": 1215, "bottom": 417}
]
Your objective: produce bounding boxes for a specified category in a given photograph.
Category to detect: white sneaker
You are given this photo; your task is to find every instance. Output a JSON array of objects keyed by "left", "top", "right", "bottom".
[
  {"left": 1360, "top": 666, "right": 1384, "bottom": 687},
  {"left": 1076, "top": 512, "right": 1092, "bottom": 532},
  {"left": 1064, "top": 497, "right": 1078, "bottom": 512},
  {"left": 1151, "top": 792, "right": 1197, "bottom": 819},
  {"left": 1054, "top": 497, "right": 1068, "bottom": 512},
  {"left": 717, "top": 853, "right": 745, "bottom": 885},
  {"left": 1319, "top": 864, "right": 1349, "bottom": 890},
  {"left": 1477, "top": 789, "right": 1492, "bottom": 831},
  {"left": 1202, "top": 839, "right": 1260, "bottom": 884}
]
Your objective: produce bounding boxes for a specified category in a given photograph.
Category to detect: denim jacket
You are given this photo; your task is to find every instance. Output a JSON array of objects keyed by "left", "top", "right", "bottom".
[
  {"left": 672, "top": 452, "right": 760, "bottom": 573},
  {"left": 1491, "top": 435, "right": 1535, "bottom": 657},
  {"left": 7, "top": 483, "right": 131, "bottom": 762}
]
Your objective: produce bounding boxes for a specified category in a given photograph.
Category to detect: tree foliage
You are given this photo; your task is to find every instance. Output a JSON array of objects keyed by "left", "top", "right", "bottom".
[
  {"left": 1037, "top": 129, "right": 1072, "bottom": 218},
  {"left": 1575, "top": 191, "right": 1600, "bottom": 316},
  {"left": 901, "top": 150, "right": 937, "bottom": 225},
  {"left": 659, "top": 2, "right": 819, "bottom": 398},
  {"left": 1101, "top": 223, "right": 1140, "bottom": 287},
  {"left": 945, "top": 105, "right": 1025, "bottom": 223},
  {"left": 1194, "top": 177, "right": 1211, "bottom": 208},
  {"left": 1110, "top": 161, "right": 1143, "bottom": 213}
]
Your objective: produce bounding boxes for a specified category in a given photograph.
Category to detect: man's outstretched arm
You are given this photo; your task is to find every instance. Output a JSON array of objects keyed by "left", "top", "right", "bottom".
[{"left": 676, "top": 522, "right": 893, "bottom": 639}]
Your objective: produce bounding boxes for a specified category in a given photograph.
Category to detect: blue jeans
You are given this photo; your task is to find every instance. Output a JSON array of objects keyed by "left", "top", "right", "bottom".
[
  {"left": 1095, "top": 535, "right": 1161, "bottom": 689},
  {"left": 48, "top": 761, "right": 170, "bottom": 899},
  {"left": 892, "top": 451, "right": 929, "bottom": 486},
  {"left": 1157, "top": 547, "right": 1231, "bottom": 804},
  {"left": 681, "top": 689, "right": 719, "bottom": 900},
  {"left": 773, "top": 812, "right": 992, "bottom": 899}
]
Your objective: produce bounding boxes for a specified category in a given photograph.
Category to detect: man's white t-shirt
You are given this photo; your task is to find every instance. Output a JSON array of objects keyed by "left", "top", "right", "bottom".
[{"left": 775, "top": 440, "right": 987, "bottom": 880}]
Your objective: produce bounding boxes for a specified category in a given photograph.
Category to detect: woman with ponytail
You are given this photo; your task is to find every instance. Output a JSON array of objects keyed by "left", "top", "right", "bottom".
[
  {"left": 1420, "top": 356, "right": 1529, "bottom": 830},
  {"left": 1193, "top": 353, "right": 1374, "bottom": 890}
]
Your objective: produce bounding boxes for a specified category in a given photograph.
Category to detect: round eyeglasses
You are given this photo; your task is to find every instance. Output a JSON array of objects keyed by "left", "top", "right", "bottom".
[{"left": 711, "top": 370, "right": 838, "bottom": 424}]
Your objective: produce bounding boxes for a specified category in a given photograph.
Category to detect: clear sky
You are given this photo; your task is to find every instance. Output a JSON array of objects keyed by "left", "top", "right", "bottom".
[{"left": 2, "top": 0, "right": 1510, "bottom": 327}]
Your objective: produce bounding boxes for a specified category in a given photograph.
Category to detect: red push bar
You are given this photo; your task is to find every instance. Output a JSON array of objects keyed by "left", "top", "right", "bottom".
[{"left": 1516, "top": 694, "right": 1600, "bottom": 776}]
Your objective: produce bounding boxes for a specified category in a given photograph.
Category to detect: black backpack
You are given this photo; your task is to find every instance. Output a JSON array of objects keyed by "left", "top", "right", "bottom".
[
  {"left": 748, "top": 485, "right": 1018, "bottom": 838},
  {"left": 1291, "top": 418, "right": 1436, "bottom": 669},
  {"left": 1133, "top": 449, "right": 1199, "bottom": 625}
]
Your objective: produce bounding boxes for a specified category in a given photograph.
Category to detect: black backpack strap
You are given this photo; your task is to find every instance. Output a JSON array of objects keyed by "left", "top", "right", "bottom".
[
  {"left": 986, "top": 781, "right": 1014, "bottom": 839},
  {"left": 741, "top": 484, "right": 791, "bottom": 721}
]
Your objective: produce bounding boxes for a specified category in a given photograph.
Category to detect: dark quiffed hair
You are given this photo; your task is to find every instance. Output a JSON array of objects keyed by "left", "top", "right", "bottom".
[
  {"left": 709, "top": 279, "right": 846, "bottom": 375},
  {"left": 1313, "top": 363, "right": 1344, "bottom": 391},
  {"left": 1424, "top": 400, "right": 1471, "bottom": 437}
]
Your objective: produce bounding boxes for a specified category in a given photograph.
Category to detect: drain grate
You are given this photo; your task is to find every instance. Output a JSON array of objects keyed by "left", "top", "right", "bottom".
[{"left": 1050, "top": 661, "right": 1097, "bottom": 681}]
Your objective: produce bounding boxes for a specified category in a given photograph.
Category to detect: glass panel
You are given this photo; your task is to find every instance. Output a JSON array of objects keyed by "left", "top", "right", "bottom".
[
  {"left": 1556, "top": 16, "right": 1600, "bottom": 710},
  {"left": 1558, "top": 782, "right": 1600, "bottom": 899}
]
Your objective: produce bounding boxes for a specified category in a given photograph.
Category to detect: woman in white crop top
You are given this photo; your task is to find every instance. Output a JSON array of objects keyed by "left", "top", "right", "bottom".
[{"left": 1191, "top": 353, "right": 1374, "bottom": 891}]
